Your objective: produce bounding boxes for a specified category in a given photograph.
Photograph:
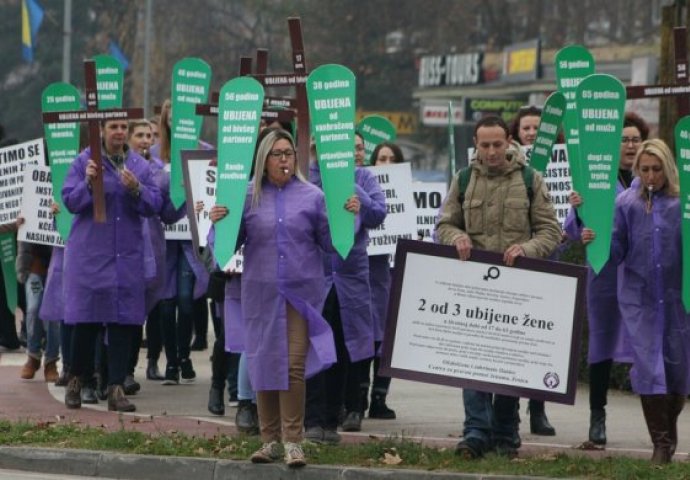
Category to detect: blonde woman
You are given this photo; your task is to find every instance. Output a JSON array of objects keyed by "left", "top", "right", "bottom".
[{"left": 586, "top": 139, "right": 687, "bottom": 464}]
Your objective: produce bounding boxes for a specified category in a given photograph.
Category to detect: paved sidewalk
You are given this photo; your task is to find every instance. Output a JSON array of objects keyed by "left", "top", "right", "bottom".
[{"left": 0, "top": 344, "right": 688, "bottom": 478}]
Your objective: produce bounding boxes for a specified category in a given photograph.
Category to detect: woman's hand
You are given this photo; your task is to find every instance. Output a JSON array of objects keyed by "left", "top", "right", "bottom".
[
  {"left": 209, "top": 205, "right": 229, "bottom": 223},
  {"left": 50, "top": 203, "right": 60, "bottom": 216},
  {"left": 85, "top": 159, "right": 99, "bottom": 186},
  {"left": 120, "top": 167, "right": 140, "bottom": 194},
  {"left": 582, "top": 228, "right": 595, "bottom": 245},
  {"left": 195, "top": 201, "right": 204, "bottom": 215},
  {"left": 344, "top": 195, "right": 360, "bottom": 214},
  {"left": 569, "top": 191, "right": 583, "bottom": 208}
]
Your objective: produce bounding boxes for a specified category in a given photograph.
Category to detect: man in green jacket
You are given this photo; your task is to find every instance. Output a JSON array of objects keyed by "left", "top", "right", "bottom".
[{"left": 436, "top": 115, "right": 561, "bottom": 459}]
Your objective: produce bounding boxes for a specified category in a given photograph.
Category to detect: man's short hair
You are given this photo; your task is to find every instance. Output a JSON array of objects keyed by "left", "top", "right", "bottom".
[{"left": 473, "top": 115, "right": 510, "bottom": 138}]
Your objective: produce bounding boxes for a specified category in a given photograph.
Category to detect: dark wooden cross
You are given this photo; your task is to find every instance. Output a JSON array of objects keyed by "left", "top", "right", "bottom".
[
  {"left": 195, "top": 49, "right": 297, "bottom": 130},
  {"left": 250, "top": 17, "right": 310, "bottom": 175},
  {"left": 42, "top": 60, "right": 143, "bottom": 222},
  {"left": 626, "top": 27, "right": 690, "bottom": 118}
]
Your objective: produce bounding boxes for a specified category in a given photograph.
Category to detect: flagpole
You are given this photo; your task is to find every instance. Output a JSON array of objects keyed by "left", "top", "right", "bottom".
[
  {"left": 143, "top": 0, "right": 152, "bottom": 117},
  {"left": 62, "top": 0, "right": 72, "bottom": 83}
]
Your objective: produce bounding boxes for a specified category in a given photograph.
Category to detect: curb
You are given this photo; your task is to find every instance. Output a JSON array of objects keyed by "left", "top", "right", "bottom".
[{"left": 0, "top": 446, "right": 563, "bottom": 480}]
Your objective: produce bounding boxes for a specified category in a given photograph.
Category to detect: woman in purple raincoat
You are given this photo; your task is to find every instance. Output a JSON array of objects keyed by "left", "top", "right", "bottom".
[
  {"left": 128, "top": 119, "right": 187, "bottom": 382},
  {"left": 151, "top": 100, "right": 210, "bottom": 385},
  {"left": 588, "top": 139, "right": 690, "bottom": 464},
  {"left": 360, "top": 142, "right": 405, "bottom": 421},
  {"left": 61, "top": 119, "right": 161, "bottom": 412},
  {"left": 304, "top": 132, "right": 387, "bottom": 440},
  {"left": 209, "top": 129, "right": 336, "bottom": 467},
  {"left": 564, "top": 112, "right": 647, "bottom": 445}
]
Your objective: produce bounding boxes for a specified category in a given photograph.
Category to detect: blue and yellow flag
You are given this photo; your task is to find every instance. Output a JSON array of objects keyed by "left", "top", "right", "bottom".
[{"left": 22, "top": 0, "right": 44, "bottom": 63}]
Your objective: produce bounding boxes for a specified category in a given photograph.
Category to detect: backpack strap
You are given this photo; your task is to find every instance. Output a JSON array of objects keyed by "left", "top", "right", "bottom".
[
  {"left": 458, "top": 165, "right": 534, "bottom": 207},
  {"left": 457, "top": 167, "right": 473, "bottom": 204},
  {"left": 521, "top": 165, "right": 535, "bottom": 207}
]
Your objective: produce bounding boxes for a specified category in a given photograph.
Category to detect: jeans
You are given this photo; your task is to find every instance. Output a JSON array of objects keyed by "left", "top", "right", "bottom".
[
  {"left": 462, "top": 389, "right": 518, "bottom": 450},
  {"left": 25, "top": 273, "right": 60, "bottom": 362},
  {"left": 237, "top": 352, "right": 255, "bottom": 401}
]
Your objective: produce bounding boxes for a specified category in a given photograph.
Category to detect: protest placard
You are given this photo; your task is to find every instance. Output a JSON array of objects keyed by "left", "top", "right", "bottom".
[
  {"left": 367, "top": 163, "right": 415, "bottom": 255},
  {"left": 380, "top": 240, "right": 586, "bottom": 404},
  {"left": 413, "top": 182, "right": 447, "bottom": 242},
  {"left": 0, "top": 138, "right": 44, "bottom": 226},
  {"left": 17, "top": 164, "right": 64, "bottom": 247}
]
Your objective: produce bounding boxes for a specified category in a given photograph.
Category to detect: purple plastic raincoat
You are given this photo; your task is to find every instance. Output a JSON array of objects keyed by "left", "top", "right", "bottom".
[
  {"left": 310, "top": 164, "right": 386, "bottom": 362},
  {"left": 61, "top": 147, "right": 162, "bottom": 325},
  {"left": 610, "top": 178, "right": 690, "bottom": 395}
]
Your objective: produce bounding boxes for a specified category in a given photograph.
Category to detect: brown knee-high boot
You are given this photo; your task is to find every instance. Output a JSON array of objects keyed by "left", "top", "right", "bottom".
[
  {"left": 640, "top": 394, "right": 673, "bottom": 464},
  {"left": 668, "top": 394, "right": 685, "bottom": 456}
]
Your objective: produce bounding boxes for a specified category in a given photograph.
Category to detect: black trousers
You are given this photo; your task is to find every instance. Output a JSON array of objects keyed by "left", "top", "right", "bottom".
[
  {"left": 360, "top": 341, "right": 392, "bottom": 396},
  {"left": 70, "top": 323, "right": 136, "bottom": 386},
  {"left": 589, "top": 359, "right": 612, "bottom": 410},
  {"left": 305, "top": 286, "right": 355, "bottom": 429}
]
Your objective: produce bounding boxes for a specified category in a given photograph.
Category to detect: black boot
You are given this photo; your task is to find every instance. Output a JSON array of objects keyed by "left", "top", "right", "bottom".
[
  {"left": 669, "top": 395, "right": 685, "bottom": 456},
  {"left": 208, "top": 386, "right": 225, "bottom": 416},
  {"left": 589, "top": 408, "right": 606, "bottom": 445},
  {"left": 146, "top": 359, "right": 164, "bottom": 381},
  {"left": 65, "top": 376, "right": 82, "bottom": 409},
  {"left": 641, "top": 394, "right": 673, "bottom": 464},
  {"left": 529, "top": 400, "right": 555, "bottom": 436},
  {"left": 360, "top": 387, "right": 369, "bottom": 415},
  {"left": 369, "top": 392, "right": 396, "bottom": 419}
]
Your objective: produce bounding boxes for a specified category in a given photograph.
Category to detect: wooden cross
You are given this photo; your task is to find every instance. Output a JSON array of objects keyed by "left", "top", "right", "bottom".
[
  {"left": 196, "top": 49, "right": 297, "bottom": 127},
  {"left": 42, "top": 60, "right": 144, "bottom": 222},
  {"left": 250, "top": 17, "right": 310, "bottom": 175},
  {"left": 626, "top": 27, "right": 690, "bottom": 118}
]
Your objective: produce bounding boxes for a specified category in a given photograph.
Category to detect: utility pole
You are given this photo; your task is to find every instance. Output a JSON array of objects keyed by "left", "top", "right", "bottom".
[
  {"left": 659, "top": 0, "right": 686, "bottom": 147},
  {"left": 61, "top": 0, "right": 72, "bottom": 83}
]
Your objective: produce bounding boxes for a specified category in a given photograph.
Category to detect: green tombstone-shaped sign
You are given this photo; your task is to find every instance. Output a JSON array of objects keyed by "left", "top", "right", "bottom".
[
  {"left": 170, "top": 58, "right": 212, "bottom": 208},
  {"left": 214, "top": 77, "right": 264, "bottom": 268},
  {"left": 41, "top": 82, "right": 81, "bottom": 241},
  {"left": 93, "top": 54, "right": 123, "bottom": 109},
  {"left": 529, "top": 92, "right": 565, "bottom": 174},
  {"left": 357, "top": 115, "right": 396, "bottom": 164},
  {"left": 307, "top": 64, "right": 357, "bottom": 259},
  {"left": 674, "top": 116, "right": 690, "bottom": 312},
  {"left": 0, "top": 232, "right": 17, "bottom": 312},
  {"left": 555, "top": 45, "right": 595, "bottom": 225},
  {"left": 576, "top": 73, "right": 626, "bottom": 274}
]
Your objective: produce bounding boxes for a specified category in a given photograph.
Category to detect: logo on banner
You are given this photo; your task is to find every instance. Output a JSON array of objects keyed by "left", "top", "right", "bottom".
[{"left": 543, "top": 372, "right": 560, "bottom": 389}]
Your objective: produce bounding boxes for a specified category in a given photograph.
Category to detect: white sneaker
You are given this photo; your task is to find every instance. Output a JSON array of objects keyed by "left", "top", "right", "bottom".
[
  {"left": 250, "top": 441, "right": 282, "bottom": 463},
  {"left": 284, "top": 441, "right": 306, "bottom": 468}
]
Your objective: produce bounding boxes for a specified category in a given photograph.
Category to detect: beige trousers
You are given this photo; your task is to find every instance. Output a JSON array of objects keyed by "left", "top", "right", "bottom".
[{"left": 256, "top": 303, "right": 308, "bottom": 443}]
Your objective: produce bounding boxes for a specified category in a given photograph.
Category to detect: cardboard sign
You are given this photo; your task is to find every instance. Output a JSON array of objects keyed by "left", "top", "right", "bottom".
[
  {"left": 576, "top": 74, "right": 626, "bottom": 274},
  {"left": 366, "top": 163, "right": 416, "bottom": 255},
  {"left": 555, "top": 45, "right": 595, "bottom": 225},
  {"left": 357, "top": 115, "right": 396, "bottom": 163},
  {"left": 41, "top": 83, "right": 80, "bottom": 240},
  {"left": 180, "top": 150, "right": 216, "bottom": 250},
  {"left": 0, "top": 232, "right": 16, "bottom": 312},
  {"left": 17, "top": 165, "right": 64, "bottom": 247},
  {"left": 214, "top": 77, "right": 264, "bottom": 268},
  {"left": 380, "top": 240, "right": 586, "bottom": 405},
  {"left": 530, "top": 92, "right": 565, "bottom": 174},
  {"left": 0, "top": 138, "right": 45, "bottom": 226},
  {"left": 413, "top": 182, "right": 447, "bottom": 242},
  {"left": 170, "top": 57, "right": 212, "bottom": 208},
  {"left": 307, "top": 64, "right": 357, "bottom": 259},
  {"left": 675, "top": 116, "right": 690, "bottom": 312},
  {"left": 93, "top": 54, "right": 123, "bottom": 109}
]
